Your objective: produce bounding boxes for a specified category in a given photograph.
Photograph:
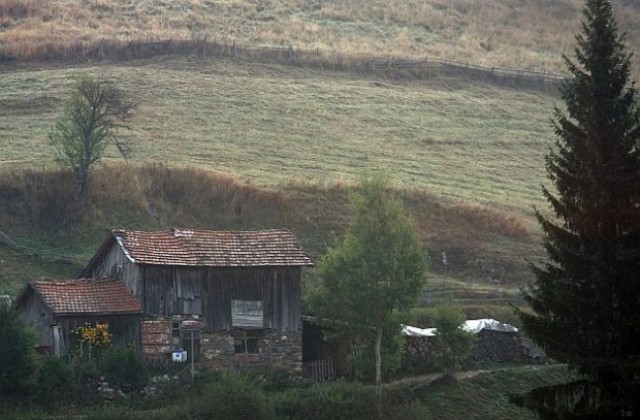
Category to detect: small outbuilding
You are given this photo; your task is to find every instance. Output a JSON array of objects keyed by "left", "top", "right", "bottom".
[
  {"left": 81, "top": 228, "right": 314, "bottom": 372},
  {"left": 15, "top": 278, "right": 142, "bottom": 356}
]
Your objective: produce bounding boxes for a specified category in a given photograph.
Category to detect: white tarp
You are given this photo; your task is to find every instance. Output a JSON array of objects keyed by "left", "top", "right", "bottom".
[
  {"left": 401, "top": 325, "right": 437, "bottom": 337},
  {"left": 402, "top": 318, "right": 518, "bottom": 337},
  {"left": 461, "top": 319, "right": 518, "bottom": 334}
]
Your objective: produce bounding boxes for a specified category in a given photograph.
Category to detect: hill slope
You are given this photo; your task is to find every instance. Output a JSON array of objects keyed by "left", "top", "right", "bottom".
[
  {"left": 1, "top": 0, "right": 639, "bottom": 78},
  {"left": 1, "top": 57, "right": 556, "bottom": 216},
  {"left": 3, "top": 0, "right": 638, "bottom": 308}
]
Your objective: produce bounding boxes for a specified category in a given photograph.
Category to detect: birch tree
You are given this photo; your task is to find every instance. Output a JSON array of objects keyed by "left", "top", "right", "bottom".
[{"left": 307, "top": 175, "right": 427, "bottom": 412}]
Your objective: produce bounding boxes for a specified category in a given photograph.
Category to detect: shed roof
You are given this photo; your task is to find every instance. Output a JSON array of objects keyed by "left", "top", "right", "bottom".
[
  {"left": 106, "top": 228, "right": 314, "bottom": 267},
  {"left": 19, "top": 279, "right": 142, "bottom": 316}
]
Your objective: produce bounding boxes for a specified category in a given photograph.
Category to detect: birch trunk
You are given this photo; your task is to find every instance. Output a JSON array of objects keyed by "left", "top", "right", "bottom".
[{"left": 375, "top": 326, "right": 383, "bottom": 417}]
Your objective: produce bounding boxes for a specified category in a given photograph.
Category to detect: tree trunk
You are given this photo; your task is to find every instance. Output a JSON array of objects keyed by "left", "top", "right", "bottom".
[
  {"left": 74, "top": 159, "right": 90, "bottom": 204},
  {"left": 375, "top": 326, "right": 383, "bottom": 418}
]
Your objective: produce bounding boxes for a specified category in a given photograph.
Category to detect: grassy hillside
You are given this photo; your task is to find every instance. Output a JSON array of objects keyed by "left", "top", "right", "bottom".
[
  {"left": 0, "top": 56, "right": 558, "bottom": 300},
  {"left": 4, "top": 0, "right": 638, "bottom": 311},
  {"left": 1, "top": 0, "right": 639, "bottom": 78},
  {"left": 0, "top": 163, "right": 538, "bottom": 304},
  {"left": 1, "top": 57, "right": 556, "bottom": 216}
]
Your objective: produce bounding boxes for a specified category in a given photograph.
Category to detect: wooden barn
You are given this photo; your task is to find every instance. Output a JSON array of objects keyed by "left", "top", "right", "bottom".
[
  {"left": 15, "top": 279, "right": 142, "bottom": 356},
  {"left": 81, "top": 228, "right": 314, "bottom": 372}
]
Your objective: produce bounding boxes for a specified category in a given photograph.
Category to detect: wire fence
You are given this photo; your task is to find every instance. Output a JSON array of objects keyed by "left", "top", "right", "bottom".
[{"left": 0, "top": 37, "right": 569, "bottom": 91}]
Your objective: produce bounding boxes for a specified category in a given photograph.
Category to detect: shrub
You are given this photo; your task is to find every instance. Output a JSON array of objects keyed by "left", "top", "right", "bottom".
[
  {"left": 249, "top": 367, "right": 295, "bottom": 392},
  {"left": 35, "top": 356, "right": 73, "bottom": 407},
  {"left": 175, "top": 371, "right": 275, "bottom": 420},
  {"left": 69, "top": 357, "right": 101, "bottom": 405},
  {"left": 274, "top": 381, "right": 377, "bottom": 420},
  {"left": 100, "top": 346, "right": 148, "bottom": 392},
  {"left": 0, "top": 305, "right": 37, "bottom": 395},
  {"left": 432, "top": 304, "right": 476, "bottom": 377}
]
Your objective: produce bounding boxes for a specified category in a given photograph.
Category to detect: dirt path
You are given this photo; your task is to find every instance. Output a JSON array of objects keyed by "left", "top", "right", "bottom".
[{"left": 383, "top": 369, "right": 490, "bottom": 389}]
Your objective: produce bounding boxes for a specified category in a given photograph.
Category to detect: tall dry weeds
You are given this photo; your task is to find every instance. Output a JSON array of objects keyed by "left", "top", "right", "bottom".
[{"left": 0, "top": 164, "right": 537, "bottom": 285}]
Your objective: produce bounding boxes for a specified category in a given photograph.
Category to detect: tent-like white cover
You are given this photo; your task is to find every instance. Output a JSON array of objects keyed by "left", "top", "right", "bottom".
[
  {"left": 401, "top": 325, "right": 437, "bottom": 337},
  {"left": 401, "top": 319, "right": 518, "bottom": 337}
]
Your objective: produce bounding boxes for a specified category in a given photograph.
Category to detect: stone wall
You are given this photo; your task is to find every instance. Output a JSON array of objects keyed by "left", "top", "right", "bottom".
[
  {"left": 200, "top": 329, "right": 302, "bottom": 374},
  {"left": 402, "top": 330, "right": 528, "bottom": 373},
  {"left": 471, "top": 330, "right": 526, "bottom": 363}
]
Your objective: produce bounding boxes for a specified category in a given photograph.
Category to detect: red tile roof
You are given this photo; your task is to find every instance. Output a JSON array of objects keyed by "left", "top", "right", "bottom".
[
  {"left": 28, "top": 279, "right": 142, "bottom": 315},
  {"left": 111, "top": 228, "right": 314, "bottom": 267}
]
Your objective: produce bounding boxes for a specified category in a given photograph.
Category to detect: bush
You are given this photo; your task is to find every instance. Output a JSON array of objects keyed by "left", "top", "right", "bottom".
[
  {"left": 273, "top": 381, "right": 377, "bottom": 420},
  {"left": 432, "top": 304, "right": 476, "bottom": 377},
  {"left": 175, "top": 371, "right": 275, "bottom": 420},
  {"left": 0, "top": 305, "right": 37, "bottom": 395},
  {"left": 69, "top": 357, "right": 101, "bottom": 405},
  {"left": 35, "top": 356, "right": 73, "bottom": 407},
  {"left": 100, "top": 346, "right": 148, "bottom": 392},
  {"left": 248, "top": 367, "right": 295, "bottom": 393}
]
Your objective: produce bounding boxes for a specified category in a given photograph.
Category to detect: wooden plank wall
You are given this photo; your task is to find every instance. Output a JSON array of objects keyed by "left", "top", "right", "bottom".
[{"left": 141, "top": 266, "right": 301, "bottom": 332}]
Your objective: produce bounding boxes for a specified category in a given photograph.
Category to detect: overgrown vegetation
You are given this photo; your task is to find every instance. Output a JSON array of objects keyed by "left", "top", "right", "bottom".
[
  {"left": 431, "top": 304, "right": 476, "bottom": 377},
  {"left": 0, "top": 305, "right": 37, "bottom": 395},
  {"left": 0, "top": 363, "right": 578, "bottom": 419},
  {"left": 0, "top": 163, "right": 539, "bottom": 304}
]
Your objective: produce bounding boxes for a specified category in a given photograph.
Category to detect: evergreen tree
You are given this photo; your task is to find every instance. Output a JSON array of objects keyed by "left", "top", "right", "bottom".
[{"left": 517, "top": 0, "right": 640, "bottom": 417}]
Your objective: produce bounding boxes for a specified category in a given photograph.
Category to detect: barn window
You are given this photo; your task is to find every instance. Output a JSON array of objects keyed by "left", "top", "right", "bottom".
[
  {"left": 171, "top": 318, "right": 202, "bottom": 362},
  {"left": 231, "top": 300, "right": 263, "bottom": 328}
]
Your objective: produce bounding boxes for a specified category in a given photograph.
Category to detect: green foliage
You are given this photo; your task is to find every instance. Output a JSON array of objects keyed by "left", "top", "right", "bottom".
[
  {"left": 248, "top": 367, "right": 295, "bottom": 393},
  {"left": 307, "top": 175, "right": 428, "bottom": 383},
  {"left": 0, "top": 305, "right": 37, "bottom": 395},
  {"left": 100, "top": 346, "right": 149, "bottom": 392},
  {"left": 175, "top": 371, "right": 275, "bottom": 420},
  {"left": 34, "top": 356, "right": 73, "bottom": 407},
  {"left": 518, "top": 0, "right": 640, "bottom": 416},
  {"left": 432, "top": 304, "right": 476, "bottom": 377},
  {"left": 49, "top": 73, "right": 134, "bottom": 200},
  {"left": 273, "top": 381, "right": 377, "bottom": 420},
  {"left": 69, "top": 356, "right": 102, "bottom": 405},
  {"left": 351, "top": 317, "right": 404, "bottom": 381}
]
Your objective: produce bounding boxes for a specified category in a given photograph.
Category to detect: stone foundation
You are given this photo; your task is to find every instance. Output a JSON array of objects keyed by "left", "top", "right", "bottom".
[{"left": 200, "top": 329, "right": 302, "bottom": 374}]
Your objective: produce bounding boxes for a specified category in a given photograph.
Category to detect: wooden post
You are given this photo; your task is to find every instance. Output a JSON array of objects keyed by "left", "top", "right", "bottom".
[{"left": 190, "top": 330, "right": 195, "bottom": 384}]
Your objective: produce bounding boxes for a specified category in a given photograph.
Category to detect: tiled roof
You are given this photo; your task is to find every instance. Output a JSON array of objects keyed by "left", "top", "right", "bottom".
[
  {"left": 28, "top": 279, "right": 142, "bottom": 315},
  {"left": 112, "top": 228, "right": 314, "bottom": 267}
]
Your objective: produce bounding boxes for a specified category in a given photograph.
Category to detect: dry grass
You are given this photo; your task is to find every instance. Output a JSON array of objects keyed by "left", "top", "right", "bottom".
[
  {"left": 0, "top": 58, "right": 557, "bottom": 220},
  {"left": 0, "top": 162, "right": 540, "bottom": 298},
  {"left": 4, "top": 0, "right": 635, "bottom": 305},
  {"left": 1, "top": 0, "right": 639, "bottom": 79},
  {"left": 0, "top": 52, "right": 567, "bottom": 297}
]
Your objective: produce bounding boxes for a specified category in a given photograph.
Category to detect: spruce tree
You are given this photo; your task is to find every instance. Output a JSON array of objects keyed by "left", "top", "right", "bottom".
[{"left": 517, "top": 0, "right": 640, "bottom": 417}]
